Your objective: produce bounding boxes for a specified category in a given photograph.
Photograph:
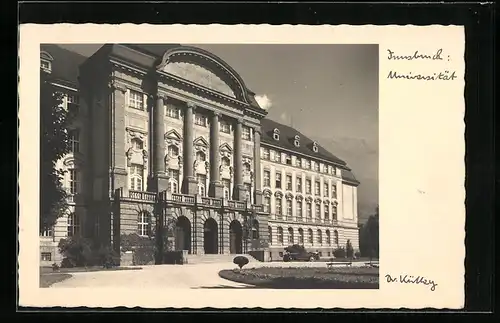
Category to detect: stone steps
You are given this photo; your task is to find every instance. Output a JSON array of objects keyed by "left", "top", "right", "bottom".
[{"left": 186, "top": 253, "right": 259, "bottom": 264}]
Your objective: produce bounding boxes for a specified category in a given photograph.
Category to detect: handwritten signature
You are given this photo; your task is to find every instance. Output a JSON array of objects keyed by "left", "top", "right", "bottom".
[{"left": 385, "top": 274, "right": 438, "bottom": 291}]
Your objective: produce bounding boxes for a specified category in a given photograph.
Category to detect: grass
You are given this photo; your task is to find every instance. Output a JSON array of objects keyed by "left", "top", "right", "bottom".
[
  {"left": 219, "top": 266, "right": 379, "bottom": 289},
  {"left": 40, "top": 273, "right": 73, "bottom": 288}
]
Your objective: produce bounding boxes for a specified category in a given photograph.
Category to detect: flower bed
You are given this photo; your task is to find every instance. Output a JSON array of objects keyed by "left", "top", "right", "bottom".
[{"left": 219, "top": 266, "right": 379, "bottom": 289}]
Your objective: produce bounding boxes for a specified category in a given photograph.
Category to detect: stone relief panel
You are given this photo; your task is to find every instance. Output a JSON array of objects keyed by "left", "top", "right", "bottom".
[
  {"left": 125, "top": 129, "right": 148, "bottom": 168},
  {"left": 163, "top": 62, "right": 236, "bottom": 98},
  {"left": 164, "top": 128, "right": 183, "bottom": 171},
  {"left": 127, "top": 114, "right": 147, "bottom": 131}
]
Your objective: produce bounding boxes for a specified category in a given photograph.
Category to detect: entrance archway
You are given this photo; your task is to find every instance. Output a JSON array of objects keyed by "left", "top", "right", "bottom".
[
  {"left": 229, "top": 220, "right": 243, "bottom": 254},
  {"left": 203, "top": 218, "right": 218, "bottom": 254},
  {"left": 175, "top": 216, "right": 191, "bottom": 253}
]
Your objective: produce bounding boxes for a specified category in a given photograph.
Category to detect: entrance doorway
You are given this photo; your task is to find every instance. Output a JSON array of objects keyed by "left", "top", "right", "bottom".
[
  {"left": 229, "top": 220, "right": 243, "bottom": 254},
  {"left": 175, "top": 216, "right": 191, "bottom": 253},
  {"left": 203, "top": 218, "right": 218, "bottom": 254}
]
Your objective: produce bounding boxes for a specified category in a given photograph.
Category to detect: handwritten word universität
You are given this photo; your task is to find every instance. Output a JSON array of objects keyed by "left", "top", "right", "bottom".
[{"left": 386, "top": 49, "right": 457, "bottom": 81}]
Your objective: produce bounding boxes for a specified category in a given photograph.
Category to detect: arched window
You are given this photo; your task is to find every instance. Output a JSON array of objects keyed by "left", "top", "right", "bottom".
[
  {"left": 326, "top": 230, "right": 331, "bottom": 245},
  {"left": 252, "top": 219, "right": 259, "bottom": 239},
  {"left": 277, "top": 227, "right": 284, "bottom": 244},
  {"left": 298, "top": 228, "right": 304, "bottom": 244},
  {"left": 221, "top": 157, "right": 230, "bottom": 167},
  {"left": 306, "top": 202, "right": 312, "bottom": 221},
  {"left": 268, "top": 226, "right": 273, "bottom": 245},
  {"left": 129, "top": 163, "right": 144, "bottom": 191},
  {"left": 287, "top": 227, "right": 294, "bottom": 244},
  {"left": 263, "top": 196, "right": 271, "bottom": 213},
  {"left": 334, "top": 230, "right": 339, "bottom": 245},
  {"left": 196, "top": 151, "right": 206, "bottom": 162},
  {"left": 273, "top": 128, "right": 280, "bottom": 141},
  {"left": 67, "top": 212, "right": 80, "bottom": 237},
  {"left": 137, "top": 211, "right": 151, "bottom": 237},
  {"left": 243, "top": 162, "right": 251, "bottom": 173},
  {"left": 131, "top": 138, "right": 143, "bottom": 150},
  {"left": 168, "top": 145, "right": 179, "bottom": 157},
  {"left": 307, "top": 228, "right": 313, "bottom": 244},
  {"left": 317, "top": 229, "right": 323, "bottom": 245},
  {"left": 324, "top": 204, "right": 330, "bottom": 221}
]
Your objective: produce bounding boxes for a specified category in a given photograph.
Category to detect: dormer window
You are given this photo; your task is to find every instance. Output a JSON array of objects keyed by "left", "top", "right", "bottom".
[
  {"left": 294, "top": 135, "right": 300, "bottom": 147},
  {"left": 273, "top": 128, "right": 280, "bottom": 141},
  {"left": 40, "top": 51, "right": 54, "bottom": 74},
  {"left": 312, "top": 141, "right": 319, "bottom": 153}
]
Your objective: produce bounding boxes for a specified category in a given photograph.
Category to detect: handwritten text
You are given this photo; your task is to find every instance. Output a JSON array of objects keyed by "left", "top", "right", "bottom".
[{"left": 385, "top": 274, "right": 438, "bottom": 291}]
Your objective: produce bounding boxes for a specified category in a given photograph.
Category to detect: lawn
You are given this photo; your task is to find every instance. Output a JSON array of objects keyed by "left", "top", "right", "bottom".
[
  {"left": 219, "top": 266, "right": 379, "bottom": 289},
  {"left": 40, "top": 273, "right": 73, "bottom": 288}
]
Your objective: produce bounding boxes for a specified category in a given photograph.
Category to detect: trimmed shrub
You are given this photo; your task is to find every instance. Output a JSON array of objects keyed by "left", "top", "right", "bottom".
[
  {"left": 58, "top": 236, "right": 94, "bottom": 267},
  {"left": 333, "top": 247, "right": 346, "bottom": 259},
  {"left": 95, "top": 245, "right": 120, "bottom": 268},
  {"left": 121, "top": 233, "right": 156, "bottom": 265},
  {"left": 51, "top": 263, "right": 60, "bottom": 272},
  {"left": 233, "top": 256, "right": 249, "bottom": 269},
  {"left": 354, "top": 251, "right": 361, "bottom": 259}
]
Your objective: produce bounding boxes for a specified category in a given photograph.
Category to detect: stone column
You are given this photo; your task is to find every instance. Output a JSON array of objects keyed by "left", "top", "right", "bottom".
[
  {"left": 182, "top": 102, "right": 199, "bottom": 194},
  {"left": 233, "top": 118, "right": 247, "bottom": 200},
  {"left": 150, "top": 93, "right": 169, "bottom": 193},
  {"left": 109, "top": 80, "right": 128, "bottom": 194},
  {"left": 209, "top": 111, "right": 224, "bottom": 197},
  {"left": 253, "top": 127, "right": 263, "bottom": 205}
]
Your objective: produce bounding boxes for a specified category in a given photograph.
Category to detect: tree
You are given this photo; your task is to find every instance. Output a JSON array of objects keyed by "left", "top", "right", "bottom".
[
  {"left": 40, "top": 70, "right": 74, "bottom": 229},
  {"left": 359, "top": 205, "right": 379, "bottom": 261}
]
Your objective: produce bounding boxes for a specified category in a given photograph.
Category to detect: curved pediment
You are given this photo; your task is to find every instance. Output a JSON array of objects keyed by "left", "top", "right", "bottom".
[
  {"left": 62, "top": 155, "right": 84, "bottom": 168},
  {"left": 156, "top": 47, "right": 248, "bottom": 102}
]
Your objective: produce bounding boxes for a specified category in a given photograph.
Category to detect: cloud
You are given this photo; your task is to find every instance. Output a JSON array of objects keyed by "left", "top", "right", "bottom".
[{"left": 255, "top": 94, "right": 272, "bottom": 111}]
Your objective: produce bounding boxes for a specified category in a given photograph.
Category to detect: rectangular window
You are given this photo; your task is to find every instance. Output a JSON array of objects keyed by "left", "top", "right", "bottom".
[
  {"left": 315, "top": 181, "right": 321, "bottom": 195},
  {"left": 296, "top": 201, "right": 302, "bottom": 218},
  {"left": 263, "top": 170, "right": 271, "bottom": 187},
  {"left": 167, "top": 106, "right": 179, "bottom": 119},
  {"left": 41, "top": 59, "right": 51, "bottom": 71},
  {"left": 315, "top": 204, "right": 321, "bottom": 217},
  {"left": 295, "top": 157, "right": 301, "bottom": 167},
  {"left": 222, "top": 179, "right": 231, "bottom": 199},
  {"left": 286, "top": 174, "right": 292, "bottom": 191},
  {"left": 69, "top": 169, "right": 79, "bottom": 195},
  {"left": 286, "top": 200, "right": 292, "bottom": 216},
  {"left": 314, "top": 162, "right": 320, "bottom": 172},
  {"left": 296, "top": 177, "right": 302, "bottom": 192},
  {"left": 324, "top": 183, "right": 329, "bottom": 197},
  {"left": 41, "top": 252, "right": 52, "bottom": 261},
  {"left": 242, "top": 126, "right": 251, "bottom": 140},
  {"left": 264, "top": 196, "right": 271, "bottom": 212},
  {"left": 194, "top": 114, "right": 207, "bottom": 127},
  {"left": 129, "top": 164, "right": 144, "bottom": 191},
  {"left": 220, "top": 121, "right": 231, "bottom": 133},
  {"left": 262, "top": 148, "right": 270, "bottom": 160},
  {"left": 275, "top": 172, "right": 282, "bottom": 189},
  {"left": 67, "top": 93, "right": 80, "bottom": 105},
  {"left": 169, "top": 169, "right": 180, "bottom": 193},
  {"left": 324, "top": 205, "right": 330, "bottom": 220},
  {"left": 275, "top": 152, "right": 282, "bottom": 163},
  {"left": 306, "top": 203, "right": 312, "bottom": 220},
  {"left": 305, "top": 179, "right": 312, "bottom": 194},
  {"left": 275, "top": 198, "right": 282, "bottom": 215},
  {"left": 332, "top": 184, "right": 337, "bottom": 198},
  {"left": 69, "top": 129, "right": 80, "bottom": 153},
  {"left": 285, "top": 154, "right": 292, "bottom": 165},
  {"left": 129, "top": 90, "right": 144, "bottom": 110},
  {"left": 197, "top": 174, "right": 207, "bottom": 196}
]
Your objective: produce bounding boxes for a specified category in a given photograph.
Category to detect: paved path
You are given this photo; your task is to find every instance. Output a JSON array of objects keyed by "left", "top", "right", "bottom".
[{"left": 51, "top": 261, "right": 369, "bottom": 289}]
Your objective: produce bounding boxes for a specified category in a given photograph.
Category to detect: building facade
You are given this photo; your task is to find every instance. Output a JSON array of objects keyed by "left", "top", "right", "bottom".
[{"left": 39, "top": 44, "right": 360, "bottom": 265}]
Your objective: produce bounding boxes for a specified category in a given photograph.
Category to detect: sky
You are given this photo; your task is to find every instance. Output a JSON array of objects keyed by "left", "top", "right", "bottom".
[{"left": 59, "top": 43, "right": 379, "bottom": 221}]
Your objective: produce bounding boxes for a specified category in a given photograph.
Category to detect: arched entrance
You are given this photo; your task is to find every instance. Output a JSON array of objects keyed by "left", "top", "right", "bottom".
[
  {"left": 175, "top": 216, "right": 191, "bottom": 253},
  {"left": 203, "top": 218, "right": 218, "bottom": 254},
  {"left": 229, "top": 220, "right": 243, "bottom": 254}
]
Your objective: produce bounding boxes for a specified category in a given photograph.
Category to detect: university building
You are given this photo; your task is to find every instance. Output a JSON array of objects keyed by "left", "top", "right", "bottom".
[{"left": 39, "top": 44, "right": 360, "bottom": 265}]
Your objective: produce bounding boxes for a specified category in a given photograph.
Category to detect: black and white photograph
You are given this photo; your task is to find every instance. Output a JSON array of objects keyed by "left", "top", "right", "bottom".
[
  {"left": 19, "top": 24, "right": 465, "bottom": 309},
  {"left": 38, "top": 43, "right": 379, "bottom": 290}
]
